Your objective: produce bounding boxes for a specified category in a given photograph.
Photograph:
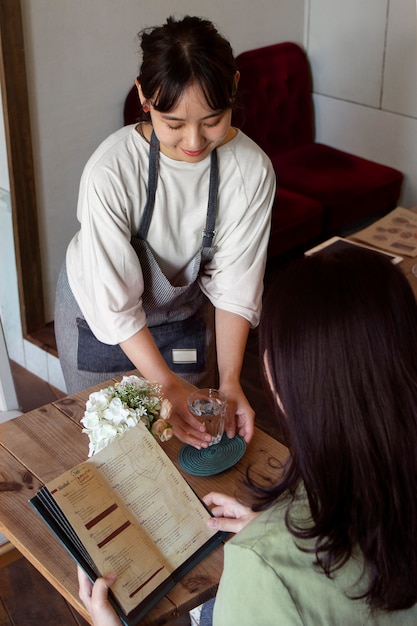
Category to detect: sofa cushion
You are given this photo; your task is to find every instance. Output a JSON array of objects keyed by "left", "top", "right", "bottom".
[
  {"left": 269, "top": 188, "right": 323, "bottom": 257},
  {"left": 273, "top": 143, "right": 403, "bottom": 233}
]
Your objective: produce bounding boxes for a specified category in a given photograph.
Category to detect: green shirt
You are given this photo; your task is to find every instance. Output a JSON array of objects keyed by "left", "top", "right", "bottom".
[{"left": 213, "top": 492, "right": 417, "bottom": 625}]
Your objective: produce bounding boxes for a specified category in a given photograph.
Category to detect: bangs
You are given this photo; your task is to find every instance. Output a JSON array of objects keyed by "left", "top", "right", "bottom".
[{"left": 151, "top": 62, "right": 236, "bottom": 113}]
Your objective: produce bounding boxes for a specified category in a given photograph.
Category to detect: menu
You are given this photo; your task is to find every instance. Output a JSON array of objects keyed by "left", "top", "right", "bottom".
[
  {"left": 352, "top": 207, "right": 417, "bottom": 257},
  {"left": 30, "top": 423, "right": 224, "bottom": 625}
]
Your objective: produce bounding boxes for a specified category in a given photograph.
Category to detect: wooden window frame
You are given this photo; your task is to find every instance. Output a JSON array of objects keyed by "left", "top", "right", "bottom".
[{"left": 0, "top": 0, "right": 52, "bottom": 351}]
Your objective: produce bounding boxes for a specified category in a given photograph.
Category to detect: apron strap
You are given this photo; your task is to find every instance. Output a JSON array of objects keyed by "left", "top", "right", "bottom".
[
  {"left": 138, "top": 129, "right": 218, "bottom": 247},
  {"left": 138, "top": 130, "right": 160, "bottom": 240},
  {"left": 202, "top": 148, "right": 218, "bottom": 248}
]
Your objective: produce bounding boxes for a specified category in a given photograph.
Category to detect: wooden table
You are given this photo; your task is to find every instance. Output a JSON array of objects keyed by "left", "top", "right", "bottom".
[{"left": 0, "top": 375, "right": 288, "bottom": 625}]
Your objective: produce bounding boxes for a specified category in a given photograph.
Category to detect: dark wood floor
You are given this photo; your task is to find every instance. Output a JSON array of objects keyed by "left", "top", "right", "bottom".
[{"left": 1, "top": 260, "right": 287, "bottom": 625}]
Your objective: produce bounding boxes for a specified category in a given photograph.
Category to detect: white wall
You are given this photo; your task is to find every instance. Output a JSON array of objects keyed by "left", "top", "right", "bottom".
[{"left": 307, "top": 0, "right": 417, "bottom": 204}]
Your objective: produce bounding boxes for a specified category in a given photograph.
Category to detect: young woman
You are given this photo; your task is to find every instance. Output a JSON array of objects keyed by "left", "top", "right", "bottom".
[
  {"left": 54, "top": 16, "right": 275, "bottom": 448},
  {"left": 204, "top": 246, "right": 417, "bottom": 624},
  {"left": 78, "top": 247, "right": 417, "bottom": 624}
]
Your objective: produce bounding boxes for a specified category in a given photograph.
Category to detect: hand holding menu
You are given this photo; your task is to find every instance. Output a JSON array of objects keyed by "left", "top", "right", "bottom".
[{"left": 30, "top": 422, "right": 224, "bottom": 626}]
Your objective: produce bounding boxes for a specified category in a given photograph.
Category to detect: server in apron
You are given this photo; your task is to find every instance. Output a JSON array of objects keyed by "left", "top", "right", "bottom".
[{"left": 55, "top": 16, "right": 275, "bottom": 448}]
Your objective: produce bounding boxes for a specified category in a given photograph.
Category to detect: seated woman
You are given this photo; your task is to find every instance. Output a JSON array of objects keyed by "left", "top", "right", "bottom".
[{"left": 78, "top": 246, "right": 417, "bottom": 624}]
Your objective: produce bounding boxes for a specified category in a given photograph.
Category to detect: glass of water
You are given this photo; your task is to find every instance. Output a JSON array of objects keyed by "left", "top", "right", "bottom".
[{"left": 187, "top": 388, "right": 227, "bottom": 446}]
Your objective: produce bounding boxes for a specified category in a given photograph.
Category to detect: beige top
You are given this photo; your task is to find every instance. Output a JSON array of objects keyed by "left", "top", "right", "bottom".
[{"left": 66, "top": 125, "right": 275, "bottom": 344}]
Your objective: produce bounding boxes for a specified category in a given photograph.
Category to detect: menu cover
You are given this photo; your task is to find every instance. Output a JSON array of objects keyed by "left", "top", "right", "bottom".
[{"left": 305, "top": 236, "right": 403, "bottom": 264}]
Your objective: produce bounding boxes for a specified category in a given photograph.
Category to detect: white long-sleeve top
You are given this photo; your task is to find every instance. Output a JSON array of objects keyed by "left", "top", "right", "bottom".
[{"left": 66, "top": 125, "right": 275, "bottom": 344}]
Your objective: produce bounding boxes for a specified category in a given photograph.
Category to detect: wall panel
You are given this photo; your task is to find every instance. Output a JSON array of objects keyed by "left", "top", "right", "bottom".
[{"left": 308, "top": 0, "right": 388, "bottom": 107}]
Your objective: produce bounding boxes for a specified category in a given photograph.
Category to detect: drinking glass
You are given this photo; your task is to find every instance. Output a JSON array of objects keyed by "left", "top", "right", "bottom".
[{"left": 187, "top": 388, "right": 226, "bottom": 446}]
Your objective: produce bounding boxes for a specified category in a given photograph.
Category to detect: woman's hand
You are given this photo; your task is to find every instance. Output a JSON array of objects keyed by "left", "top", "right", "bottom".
[
  {"left": 77, "top": 566, "right": 121, "bottom": 626},
  {"left": 203, "top": 492, "right": 258, "bottom": 533},
  {"left": 163, "top": 379, "right": 213, "bottom": 449},
  {"left": 220, "top": 381, "right": 255, "bottom": 443},
  {"left": 169, "top": 379, "right": 255, "bottom": 448}
]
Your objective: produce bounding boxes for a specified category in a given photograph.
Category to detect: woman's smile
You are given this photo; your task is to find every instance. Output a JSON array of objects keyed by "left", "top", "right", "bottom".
[{"left": 180, "top": 147, "right": 208, "bottom": 158}]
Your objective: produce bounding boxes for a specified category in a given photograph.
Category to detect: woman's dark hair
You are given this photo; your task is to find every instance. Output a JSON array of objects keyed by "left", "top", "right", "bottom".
[
  {"left": 137, "top": 15, "right": 237, "bottom": 112},
  {"left": 257, "top": 247, "right": 417, "bottom": 612}
]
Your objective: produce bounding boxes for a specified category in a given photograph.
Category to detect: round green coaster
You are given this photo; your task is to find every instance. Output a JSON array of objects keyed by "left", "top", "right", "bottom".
[{"left": 178, "top": 435, "right": 246, "bottom": 476}]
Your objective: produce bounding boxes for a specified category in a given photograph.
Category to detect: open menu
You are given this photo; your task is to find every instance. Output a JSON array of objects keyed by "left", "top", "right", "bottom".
[
  {"left": 352, "top": 206, "right": 417, "bottom": 257},
  {"left": 29, "top": 422, "right": 225, "bottom": 626}
]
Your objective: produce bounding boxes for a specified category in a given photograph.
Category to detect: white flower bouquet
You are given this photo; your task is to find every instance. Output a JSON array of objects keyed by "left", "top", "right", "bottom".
[{"left": 81, "top": 375, "right": 173, "bottom": 456}]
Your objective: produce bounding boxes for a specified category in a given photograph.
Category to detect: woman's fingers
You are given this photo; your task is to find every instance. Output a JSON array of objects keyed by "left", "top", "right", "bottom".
[
  {"left": 207, "top": 515, "right": 248, "bottom": 533},
  {"left": 224, "top": 400, "right": 237, "bottom": 438},
  {"left": 169, "top": 412, "right": 212, "bottom": 448},
  {"left": 77, "top": 566, "right": 93, "bottom": 605},
  {"left": 203, "top": 491, "right": 236, "bottom": 508},
  {"left": 203, "top": 492, "right": 259, "bottom": 533}
]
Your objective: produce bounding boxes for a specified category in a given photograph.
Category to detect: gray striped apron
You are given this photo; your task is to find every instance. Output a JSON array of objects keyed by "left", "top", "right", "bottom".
[{"left": 76, "top": 131, "right": 218, "bottom": 382}]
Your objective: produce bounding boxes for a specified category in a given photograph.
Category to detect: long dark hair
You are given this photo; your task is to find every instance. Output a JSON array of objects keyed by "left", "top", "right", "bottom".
[
  {"left": 137, "top": 15, "right": 237, "bottom": 112},
  {"left": 257, "top": 247, "right": 417, "bottom": 612}
]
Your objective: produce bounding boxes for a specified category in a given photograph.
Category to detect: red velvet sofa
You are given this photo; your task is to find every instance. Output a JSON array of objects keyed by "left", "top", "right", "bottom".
[
  {"left": 124, "top": 42, "right": 403, "bottom": 260},
  {"left": 233, "top": 42, "right": 403, "bottom": 257}
]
